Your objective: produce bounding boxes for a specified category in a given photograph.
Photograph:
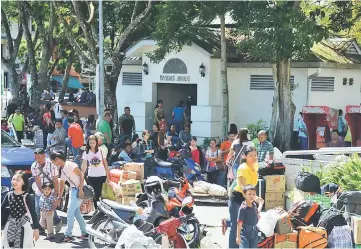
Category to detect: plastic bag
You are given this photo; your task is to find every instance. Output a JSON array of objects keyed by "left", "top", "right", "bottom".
[
  {"left": 200, "top": 235, "right": 222, "bottom": 248},
  {"left": 115, "top": 225, "right": 161, "bottom": 249},
  {"left": 193, "top": 181, "right": 210, "bottom": 194},
  {"left": 109, "top": 181, "right": 122, "bottom": 197},
  {"left": 208, "top": 184, "right": 227, "bottom": 196},
  {"left": 257, "top": 208, "right": 281, "bottom": 237},
  {"left": 102, "top": 181, "right": 116, "bottom": 200}
]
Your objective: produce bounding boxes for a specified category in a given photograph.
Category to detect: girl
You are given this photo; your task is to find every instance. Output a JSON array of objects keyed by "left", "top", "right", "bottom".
[
  {"left": 82, "top": 135, "right": 110, "bottom": 209},
  {"left": 226, "top": 145, "right": 259, "bottom": 249},
  {"left": 154, "top": 100, "right": 165, "bottom": 125},
  {"left": 1, "top": 171, "right": 40, "bottom": 248},
  {"left": 151, "top": 123, "right": 160, "bottom": 147},
  {"left": 205, "top": 139, "right": 222, "bottom": 184}
]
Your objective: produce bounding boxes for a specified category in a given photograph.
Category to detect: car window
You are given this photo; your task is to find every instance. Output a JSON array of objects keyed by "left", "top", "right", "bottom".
[{"left": 1, "top": 131, "right": 21, "bottom": 147}]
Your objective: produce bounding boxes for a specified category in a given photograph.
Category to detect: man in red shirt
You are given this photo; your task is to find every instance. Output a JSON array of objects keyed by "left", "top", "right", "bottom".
[{"left": 65, "top": 113, "right": 84, "bottom": 167}]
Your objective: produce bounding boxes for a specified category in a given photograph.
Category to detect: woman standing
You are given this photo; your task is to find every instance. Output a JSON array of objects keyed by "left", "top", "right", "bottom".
[
  {"left": 156, "top": 127, "right": 169, "bottom": 161},
  {"left": 1, "top": 171, "right": 40, "bottom": 248},
  {"left": 205, "top": 139, "right": 222, "bottom": 184},
  {"left": 227, "top": 128, "right": 253, "bottom": 179},
  {"left": 190, "top": 137, "right": 203, "bottom": 166},
  {"left": 46, "top": 110, "right": 56, "bottom": 149},
  {"left": 154, "top": 100, "right": 165, "bottom": 125},
  {"left": 50, "top": 151, "right": 87, "bottom": 242},
  {"left": 151, "top": 123, "right": 160, "bottom": 147},
  {"left": 81, "top": 135, "right": 110, "bottom": 208},
  {"left": 172, "top": 101, "right": 187, "bottom": 132},
  {"left": 42, "top": 104, "right": 52, "bottom": 149},
  {"left": 227, "top": 145, "right": 259, "bottom": 249}
]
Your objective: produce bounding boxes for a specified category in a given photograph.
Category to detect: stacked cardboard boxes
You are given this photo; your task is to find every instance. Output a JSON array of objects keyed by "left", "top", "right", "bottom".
[
  {"left": 119, "top": 179, "right": 142, "bottom": 205},
  {"left": 264, "top": 175, "right": 286, "bottom": 210},
  {"left": 352, "top": 216, "right": 361, "bottom": 248}
]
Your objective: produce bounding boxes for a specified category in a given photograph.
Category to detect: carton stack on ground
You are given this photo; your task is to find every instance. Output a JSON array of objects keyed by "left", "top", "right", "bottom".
[
  {"left": 352, "top": 216, "right": 361, "bottom": 248},
  {"left": 120, "top": 179, "right": 142, "bottom": 205},
  {"left": 264, "top": 175, "right": 286, "bottom": 210}
]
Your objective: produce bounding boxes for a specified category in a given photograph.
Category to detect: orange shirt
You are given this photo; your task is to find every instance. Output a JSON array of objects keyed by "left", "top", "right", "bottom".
[
  {"left": 221, "top": 140, "right": 232, "bottom": 160},
  {"left": 68, "top": 123, "right": 84, "bottom": 148}
]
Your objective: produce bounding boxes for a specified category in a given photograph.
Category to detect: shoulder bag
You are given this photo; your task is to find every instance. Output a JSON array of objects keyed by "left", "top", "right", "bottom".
[
  {"left": 215, "top": 150, "right": 226, "bottom": 171},
  {"left": 60, "top": 168, "right": 94, "bottom": 200}
]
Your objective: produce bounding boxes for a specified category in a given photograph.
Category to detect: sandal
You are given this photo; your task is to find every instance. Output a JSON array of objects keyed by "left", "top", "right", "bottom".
[
  {"left": 77, "top": 234, "right": 88, "bottom": 240},
  {"left": 46, "top": 235, "right": 55, "bottom": 240},
  {"left": 62, "top": 236, "right": 73, "bottom": 243},
  {"left": 221, "top": 218, "right": 227, "bottom": 235}
]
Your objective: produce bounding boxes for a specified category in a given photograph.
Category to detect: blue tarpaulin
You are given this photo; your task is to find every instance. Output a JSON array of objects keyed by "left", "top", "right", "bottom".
[{"left": 52, "top": 75, "right": 84, "bottom": 89}]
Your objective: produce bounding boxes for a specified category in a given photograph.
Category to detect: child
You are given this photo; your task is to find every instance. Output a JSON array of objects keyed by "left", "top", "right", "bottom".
[
  {"left": 1, "top": 119, "right": 9, "bottom": 132},
  {"left": 1, "top": 171, "right": 40, "bottom": 248},
  {"left": 39, "top": 182, "right": 56, "bottom": 240},
  {"left": 236, "top": 185, "right": 264, "bottom": 248}
]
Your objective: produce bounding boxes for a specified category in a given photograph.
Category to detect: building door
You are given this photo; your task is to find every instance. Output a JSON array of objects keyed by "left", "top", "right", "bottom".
[{"left": 157, "top": 83, "right": 197, "bottom": 122}]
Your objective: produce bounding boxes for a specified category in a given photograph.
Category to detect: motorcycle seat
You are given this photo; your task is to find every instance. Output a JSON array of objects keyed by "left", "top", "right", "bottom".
[
  {"left": 102, "top": 199, "right": 138, "bottom": 212},
  {"left": 154, "top": 158, "right": 173, "bottom": 167}
]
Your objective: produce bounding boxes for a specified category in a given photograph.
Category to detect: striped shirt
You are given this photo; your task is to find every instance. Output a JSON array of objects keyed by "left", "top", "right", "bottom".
[{"left": 257, "top": 140, "right": 274, "bottom": 162}]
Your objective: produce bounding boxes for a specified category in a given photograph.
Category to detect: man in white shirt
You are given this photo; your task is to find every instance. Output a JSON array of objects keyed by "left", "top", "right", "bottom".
[
  {"left": 30, "top": 148, "right": 62, "bottom": 233},
  {"left": 53, "top": 99, "right": 63, "bottom": 119}
]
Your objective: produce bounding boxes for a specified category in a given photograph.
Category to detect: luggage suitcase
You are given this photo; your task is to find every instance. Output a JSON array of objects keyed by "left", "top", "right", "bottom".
[
  {"left": 258, "top": 232, "right": 274, "bottom": 248},
  {"left": 295, "top": 172, "right": 320, "bottom": 193},
  {"left": 256, "top": 178, "right": 266, "bottom": 201},
  {"left": 274, "top": 232, "right": 297, "bottom": 248},
  {"left": 328, "top": 225, "right": 353, "bottom": 248},
  {"left": 288, "top": 200, "right": 321, "bottom": 227},
  {"left": 258, "top": 161, "right": 286, "bottom": 177},
  {"left": 297, "top": 226, "right": 327, "bottom": 249}
]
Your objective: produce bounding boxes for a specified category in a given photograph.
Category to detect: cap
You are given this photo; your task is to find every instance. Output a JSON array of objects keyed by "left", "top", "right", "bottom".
[{"left": 34, "top": 148, "right": 45, "bottom": 154}]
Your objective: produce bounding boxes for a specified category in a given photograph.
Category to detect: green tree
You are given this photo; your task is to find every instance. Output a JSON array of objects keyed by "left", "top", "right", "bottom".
[{"left": 232, "top": 1, "right": 327, "bottom": 151}]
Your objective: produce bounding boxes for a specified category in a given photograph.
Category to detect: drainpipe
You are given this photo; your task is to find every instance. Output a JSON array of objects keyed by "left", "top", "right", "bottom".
[{"left": 307, "top": 68, "right": 321, "bottom": 105}]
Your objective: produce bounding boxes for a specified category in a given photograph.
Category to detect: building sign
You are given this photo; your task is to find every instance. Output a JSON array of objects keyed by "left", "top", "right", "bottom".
[{"left": 160, "top": 75, "right": 190, "bottom": 82}]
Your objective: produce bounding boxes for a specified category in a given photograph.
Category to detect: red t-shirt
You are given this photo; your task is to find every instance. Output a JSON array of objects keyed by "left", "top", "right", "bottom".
[
  {"left": 191, "top": 149, "right": 200, "bottom": 164},
  {"left": 68, "top": 123, "right": 84, "bottom": 148},
  {"left": 42, "top": 112, "right": 51, "bottom": 125}
]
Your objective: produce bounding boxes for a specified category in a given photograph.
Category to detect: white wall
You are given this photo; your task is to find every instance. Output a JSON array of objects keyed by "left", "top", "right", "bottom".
[
  {"left": 308, "top": 68, "right": 361, "bottom": 112},
  {"left": 227, "top": 67, "right": 308, "bottom": 131}
]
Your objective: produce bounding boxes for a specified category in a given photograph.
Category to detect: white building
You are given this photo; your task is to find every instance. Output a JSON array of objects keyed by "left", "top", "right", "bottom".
[{"left": 116, "top": 38, "right": 361, "bottom": 140}]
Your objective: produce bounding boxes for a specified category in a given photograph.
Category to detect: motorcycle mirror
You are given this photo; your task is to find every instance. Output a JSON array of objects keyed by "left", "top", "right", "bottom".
[{"left": 182, "top": 196, "right": 193, "bottom": 206}]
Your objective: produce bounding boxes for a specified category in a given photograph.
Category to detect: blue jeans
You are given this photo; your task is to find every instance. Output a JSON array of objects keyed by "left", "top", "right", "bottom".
[
  {"left": 65, "top": 188, "right": 87, "bottom": 237},
  {"left": 299, "top": 136, "right": 308, "bottom": 150},
  {"left": 239, "top": 224, "right": 258, "bottom": 248},
  {"left": 65, "top": 138, "right": 81, "bottom": 167},
  {"left": 232, "top": 163, "right": 239, "bottom": 179},
  {"left": 35, "top": 194, "right": 61, "bottom": 224},
  {"left": 228, "top": 200, "right": 241, "bottom": 249},
  {"left": 217, "top": 170, "right": 227, "bottom": 188}
]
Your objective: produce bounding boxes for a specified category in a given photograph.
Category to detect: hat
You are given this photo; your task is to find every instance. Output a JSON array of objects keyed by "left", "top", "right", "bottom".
[{"left": 34, "top": 148, "right": 45, "bottom": 154}]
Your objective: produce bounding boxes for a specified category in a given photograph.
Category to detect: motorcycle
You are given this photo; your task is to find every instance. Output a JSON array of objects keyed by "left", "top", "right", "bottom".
[{"left": 87, "top": 177, "right": 200, "bottom": 249}]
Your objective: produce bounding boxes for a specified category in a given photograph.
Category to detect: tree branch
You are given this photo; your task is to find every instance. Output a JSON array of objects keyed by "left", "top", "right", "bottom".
[
  {"left": 131, "top": 1, "right": 140, "bottom": 22},
  {"left": 72, "top": 0, "right": 97, "bottom": 61},
  {"left": 22, "top": 57, "right": 29, "bottom": 74},
  {"left": 1, "top": 8, "right": 14, "bottom": 54},
  {"left": 47, "top": 56, "right": 61, "bottom": 76},
  {"left": 13, "top": 21, "right": 24, "bottom": 61},
  {"left": 48, "top": 3, "right": 56, "bottom": 48}
]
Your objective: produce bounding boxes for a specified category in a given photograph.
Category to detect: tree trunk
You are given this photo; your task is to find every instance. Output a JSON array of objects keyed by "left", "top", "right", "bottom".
[
  {"left": 269, "top": 63, "right": 279, "bottom": 145},
  {"left": 220, "top": 12, "right": 229, "bottom": 138},
  {"left": 6, "top": 66, "right": 21, "bottom": 103},
  {"left": 37, "top": 44, "right": 52, "bottom": 105},
  {"left": 275, "top": 58, "right": 295, "bottom": 152},
  {"left": 59, "top": 50, "right": 74, "bottom": 101}
]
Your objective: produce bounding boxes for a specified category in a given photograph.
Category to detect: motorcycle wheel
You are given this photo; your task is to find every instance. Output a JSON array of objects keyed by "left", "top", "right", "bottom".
[
  {"left": 88, "top": 218, "right": 116, "bottom": 249},
  {"left": 178, "top": 218, "right": 200, "bottom": 248}
]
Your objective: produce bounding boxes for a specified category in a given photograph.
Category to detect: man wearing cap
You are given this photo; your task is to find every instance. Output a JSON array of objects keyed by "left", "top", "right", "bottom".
[
  {"left": 49, "top": 119, "right": 67, "bottom": 152},
  {"left": 30, "top": 148, "right": 63, "bottom": 233},
  {"left": 8, "top": 108, "right": 25, "bottom": 142}
]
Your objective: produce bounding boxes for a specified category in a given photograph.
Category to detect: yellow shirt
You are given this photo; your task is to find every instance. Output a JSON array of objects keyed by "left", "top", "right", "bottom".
[{"left": 234, "top": 163, "right": 259, "bottom": 193}]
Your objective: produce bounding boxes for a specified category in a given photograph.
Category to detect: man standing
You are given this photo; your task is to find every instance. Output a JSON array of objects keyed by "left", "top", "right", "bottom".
[
  {"left": 53, "top": 99, "right": 63, "bottom": 119},
  {"left": 257, "top": 130, "right": 274, "bottom": 162},
  {"left": 49, "top": 119, "right": 67, "bottom": 152},
  {"left": 298, "top": 112, "right": 308, "bottom": 150},
  {"left": 8, "top": 108, "right": 25, "bottom": 142},
  {"left": 338, "top": 109, "right": 348, "bottom": 138},
  {"left": 97, "top": 112, "right": 113, "bottom": 151},
  {"left": 30, "top": 148, "right": 62, "bottom": 233},
  {"left": 66, "top": 114, "right": 84, "bottom": 167},
  {"left": 119, "top": 106, "right": 135, "bottom": 143}
]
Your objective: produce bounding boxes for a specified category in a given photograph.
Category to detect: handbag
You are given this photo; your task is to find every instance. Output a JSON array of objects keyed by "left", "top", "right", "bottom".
[
  {"left": 60, "top": 168, "right": 95, "bottom": 199},
  {"left": 215, "top": 150, "right": 226, "bottom": 171}
]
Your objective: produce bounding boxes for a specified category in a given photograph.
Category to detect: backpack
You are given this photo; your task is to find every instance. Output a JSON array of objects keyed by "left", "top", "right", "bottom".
[
  {"left": 317, "top": 208, "right": 347, "bottom": 235},
  {"left": 295, "top": 172, "right": 320, "bottom": 193},
  {"left": 258, "top": 161, "right": 286, "bottom": 177},
  {"left": 258, "top": 232, "right": 274, "bottom": 248},
  {"left": 288, "top": 200, "right": 321, "bottom": 227}
]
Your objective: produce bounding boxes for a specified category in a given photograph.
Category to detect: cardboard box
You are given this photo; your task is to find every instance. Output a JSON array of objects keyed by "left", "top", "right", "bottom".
[
  {"left": 264, "top": 175, "right": 286, "bottom": 193},
  {"left": 121, "top": 179, "right": 142, "bottom": 196},
  {"left": 124, "top": 163, "right": 144, "bottom": 181},
  {"left": 274, "top": 232, "right": 297, "bottom": 248},
  {"left": 265, "top": 192, "right": 285, "bottom": 210},
  {"left": 352, "top": 216, "right": 361, "bottom": 244},
  {"left": 275, "top": 212, "right": 293, "bottom": 235}
]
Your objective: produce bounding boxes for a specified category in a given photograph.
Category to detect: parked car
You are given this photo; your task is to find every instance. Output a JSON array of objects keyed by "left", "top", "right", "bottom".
[{"left": 1, "top": 130, "right": 34, "bottom": 201}]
